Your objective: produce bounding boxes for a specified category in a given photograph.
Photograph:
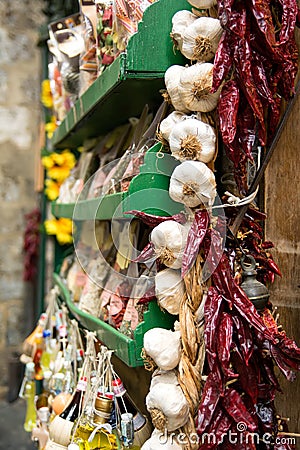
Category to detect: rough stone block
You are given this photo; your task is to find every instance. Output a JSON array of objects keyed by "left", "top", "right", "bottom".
[
  {"left": 0, "top": 106, "right": 32, "bottom": 149},
  {"left": 7, "top": 301, "right": 23, "bottom": 347},
  {"left": 0, "top": 273, "right": 24, "bottom": 301}
]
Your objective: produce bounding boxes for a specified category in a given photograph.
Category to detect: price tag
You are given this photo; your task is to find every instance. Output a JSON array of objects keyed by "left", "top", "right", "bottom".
[
  {"left": 109, "top": 294, "right": 123, "bottom": 315},
  {"left": 123, "top": 299, "right": 139, "bottom": 330},
  {"left": 100, "top": 290, "right": 111, "bottom": 308},
  {"left": 76, "top": 271, "right": 88, "bottom": 287}
]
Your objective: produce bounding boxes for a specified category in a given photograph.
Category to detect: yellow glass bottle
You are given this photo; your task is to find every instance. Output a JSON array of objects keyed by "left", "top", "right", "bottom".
[{"left": 23, "top": 362, "right": 37, "bottom": 432}]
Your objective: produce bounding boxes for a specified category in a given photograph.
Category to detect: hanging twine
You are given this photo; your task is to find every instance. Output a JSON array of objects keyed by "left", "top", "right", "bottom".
[{"left": 178, "top": 254, "right": 207, "bottom": 450}]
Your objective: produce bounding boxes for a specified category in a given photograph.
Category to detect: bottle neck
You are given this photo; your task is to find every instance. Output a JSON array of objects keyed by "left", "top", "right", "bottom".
[{"left": 112, "top": 380, "right": 126, "bottom": 397}]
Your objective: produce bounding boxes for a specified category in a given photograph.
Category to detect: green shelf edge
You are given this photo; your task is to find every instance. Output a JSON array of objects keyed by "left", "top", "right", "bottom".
[
  {"left": 53, "top": 273, "right": 176, "bottom": 367},
  {"left": 51, "top": 143, "right": 183, "bottom": 221},
  {"left": 51, "top": 0, "right": 189, "bottom": 149},
  {"left": 52, "top": 193, "right": 125, "bottom": 221}
]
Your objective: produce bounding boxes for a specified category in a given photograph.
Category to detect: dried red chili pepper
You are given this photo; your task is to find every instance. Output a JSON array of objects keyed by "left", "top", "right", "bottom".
[
  {"left": 257, "top": 382, "right": 277, "bottom": 402},
  {"left": 204, "top": 287, "right": 224, "bottom": 370},
  {"left": 218, "top": 80, "right": 240, "bottom": 146},
  {"left": 223, "top": 2, "right": 247, "bottom": 38},
  {"left": 217, "top": 0, "right": 234, "bottom": 28},
  {"left": 278, "top": 39, "right": 299, "bottom": 99},
  {"left": 234, "top": 37, "right": 266, "bottom": 146},
  {"left": 211, "top": 252, "right": 275, "bottom": 342},
  {"left": 181, "top": 209, "right": 209, "bottom": 278},
  {"left": 260, "top": 353, "right": 282, "bottom": 391},
  {"left": 217, "top": 312, "right": 236, "bottom": 378},
  {"left": 201, "top": 406, "right": 233, "bottom": 449},
  {"left": 270, "top": 345, "right": 298, "bottom": 381},
  {"left": 266, "top": 258, "right": 282, "bottom": 277},
  {"left": 197, "top": 364, "right": 224, "bottom": 434},
  {"left": 278, "top": 0, "right": 298, "bottom": 45},
  {"left": 249, "top": 0, "right": 277, "bottom": 44},
  {"left": 235, "top": 99, "right": 256, "bottom": 161},
  {"left": 133, "top": 242, "right": 155, "bottom": 263},
  {"left": 124, "top": 210, "right": 186, "bottom": 227},
  {"left": 251, "top": 50, "right": 275, "bottom": 105},
  {"left": 232, "top": 314, "right": 254, "bottom": 364},
  {"left": 212, "top": 31, "right": 234, "bottom": 93},
  {"left": 276, "top": 332, "right": 300, "bottom": 362},
  {"left": 221, "top": 387, "right": 257, "bottom": 432},
  {"left": 261, "top": 241, "right": 274, "bottom": 250},
  {"left": 230, "top": 346, "right": 258, "bottom": 404}
]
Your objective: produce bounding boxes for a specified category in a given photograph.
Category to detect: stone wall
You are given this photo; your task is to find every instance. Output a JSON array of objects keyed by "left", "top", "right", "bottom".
[{"left": 0, "top": 0, "right": 43, "bottom": 396}]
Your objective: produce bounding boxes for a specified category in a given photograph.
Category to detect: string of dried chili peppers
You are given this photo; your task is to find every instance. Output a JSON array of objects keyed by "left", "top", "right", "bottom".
[{"left": 212, "top": 0, "right": 299, "bottom": 193}]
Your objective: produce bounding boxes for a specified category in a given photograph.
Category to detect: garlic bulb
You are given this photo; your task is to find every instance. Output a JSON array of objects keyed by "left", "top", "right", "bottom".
[
  {"left": 181, "top": 17, "right": 222, "bottom": 62},
  {"left": 187, "top": 0, "right": 217, "bottom": 10},
  {"left": 171, "top": 10, "right": 197, "bottom": 51},
  {"left": 143, "top": 328, "right": 181, "bottom": 370},
  {"left": 164, "top": 65, "right": 189, "bottom": 113},
  {"left": 150, "top": 369, "right": 179, "bottom": 389},
  {"left": 141, "top": 429, "right": 185, "bottom": 450},
  {"left": 159, "top": 111, "right": 186, "bottom": 142},
  {"left": 169, "top": 160, "right": 216, "bottom": 207},
  {"left": 178, "top": 62, "right": 221, "bottom": 112},
  {"left": 169, "top": 117, "right": 216, "bottom": 163},
  {"left": 155, "top": 269, "right": 185, "bottom": 315},
  {"left": 150, "top": 221, "right": 189, "bottom": 269},
  {"left": 146, "top": 382, "right": 189, "bottom": 432}
]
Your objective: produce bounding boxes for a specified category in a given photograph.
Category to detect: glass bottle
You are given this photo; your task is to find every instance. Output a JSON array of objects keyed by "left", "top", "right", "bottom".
[
  {"left": 36, "top": 370, "right": 52, "bottom": 411},
  {"left": 23, "top": 362, "right": 37, "bottom": 432},
  {"left": 59, "top": 376, "right": 87, "bottom": 421},
  {"left": 112, "top": 378, "right": 150, "bottom": 447},
  {"left": 33, "top": 333, "right": 44, "bottom": 381},
  {"left": 31, "top": 406, "right": 50, "bottom": 450},
  {"left": 40, "top": 329, "right": 54, "bottom": 373}
]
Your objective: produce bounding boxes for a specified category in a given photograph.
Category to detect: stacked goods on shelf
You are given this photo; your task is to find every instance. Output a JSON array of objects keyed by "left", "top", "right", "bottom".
[{"left": 47, "top": 0, "right": 157, "bottom": 123}]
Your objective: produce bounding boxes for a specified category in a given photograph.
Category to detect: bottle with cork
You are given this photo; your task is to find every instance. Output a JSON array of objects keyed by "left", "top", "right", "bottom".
[{"left": 112, "top": 377, "right": 151, "bottom": 448}]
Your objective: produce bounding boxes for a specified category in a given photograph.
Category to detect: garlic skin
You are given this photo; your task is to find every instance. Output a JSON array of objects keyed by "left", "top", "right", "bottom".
[
  {"left": 159, "top": 111, "right": 186, "bottom": 142},
  {"left": 143, "top": 328, "right": 181, "bottom": 370},
  {"left": 178, "top": 62, "right": 221, "bottom": 112},
  {"left": 181, "top": 17, "right": 223, "bottom": 62},
  {"left": 155, "top": 268, "right": 185, "bottom": 315},
  {"left": 150, "top": 220, "right": 189, "bottom": 269},
  {"left": 146, "top": 382, "right": 189, "bottom": 432},
  {"left": 169, "top": 117, "right": 216, "bottom": 163},
  {"left": 141, "top": 428, "right": 185, "bottom": 450},
  {"left": 150, "top": 369, "right": 179, "bottom": 389},
  {"left": 171, "top": 10, "right": 197, "bottom": 51},
  {"left": 164, "top": 65, "right": 189, "bottom": 113},
  {"left": 169, "top": 160, "right": 216, "bottom": 207}
]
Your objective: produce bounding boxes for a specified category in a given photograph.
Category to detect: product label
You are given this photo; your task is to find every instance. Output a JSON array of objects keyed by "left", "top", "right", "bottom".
[
  {"left": 77, "top": 379, "right": 87, "bottom": 392},
  {"left": 123, "top": 300, "right": 139, "bottom": 330},
  {"left": 75, "top": 271, "right": 88, "bottom": 287},
  {"left": 109, "top": 294, "right": 123, "bottom": 315},
  {"left": 100, "top": 290, "right": 111, "bottom": 308},
  {"left": 133, "top": 412, "right": 147, "bottom": 431}
]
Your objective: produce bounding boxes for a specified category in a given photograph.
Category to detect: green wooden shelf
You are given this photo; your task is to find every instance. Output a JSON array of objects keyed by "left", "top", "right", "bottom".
[
  {"left": 52, "top": 143, "right": 183, "bottom": 220},
  {"left": 52, "top": 0, "right": 188, "bottom": 149},
  {"left": 54, "top": 273, "right": 176, "bottom": 367}
]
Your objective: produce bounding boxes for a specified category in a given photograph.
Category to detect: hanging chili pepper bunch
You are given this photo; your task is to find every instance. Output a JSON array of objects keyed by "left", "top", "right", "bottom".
[
  {"left": 23, "top": 208, "right": 41, "bottom": 282},
  {"left": 191, "top": 215, "right": 300, "bottom": 449},
  {"left": 132, "top": 207, "right": 300, "bottom": 449},
  {"left": 213, "top": 0, "right": 299, "bottom": 194}
]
